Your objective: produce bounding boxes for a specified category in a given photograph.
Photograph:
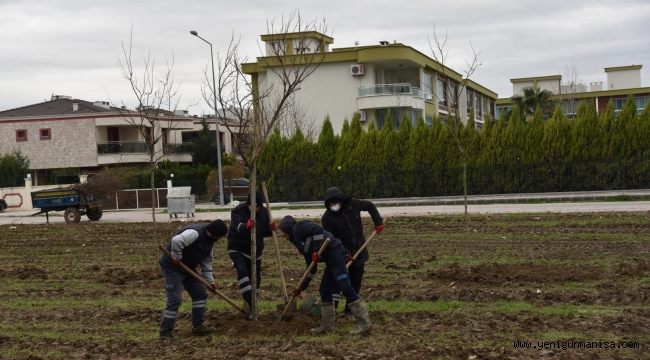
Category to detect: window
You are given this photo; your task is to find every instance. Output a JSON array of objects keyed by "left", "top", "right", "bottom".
[
  {"left": 15, "top": 129, "right": 27, "bottom": 142},
  {"left": 449, "top": 83, "right": 458, "bottom": 107},
  {"left": 40, "top": 128, "right": 51, "bottom": 140},
  {"left": 476, "top": 95, "right": 483, "bottom": 117},
  {"left": 422, "top": 74, "right": 433, "bottom": 101},
  {"left": 466, "top": 89, "right": 474, "bottom": 114},
  {"left": 437, "top": 78, "right": 447, "bottom": 107}
]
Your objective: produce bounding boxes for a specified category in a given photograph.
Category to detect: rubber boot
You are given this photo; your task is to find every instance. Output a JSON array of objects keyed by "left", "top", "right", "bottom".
[
  {"left": 159, "top": 316, "right": 176, "bottom": 340},
  {"left": 310, "top": 302, "right": 336, "bottom": 334},
  {"left": 348, "top": 299, "right": 371, "bottom": 335},
  {"left": 242, "top": 301, "right": 253, "bottom": 320}
]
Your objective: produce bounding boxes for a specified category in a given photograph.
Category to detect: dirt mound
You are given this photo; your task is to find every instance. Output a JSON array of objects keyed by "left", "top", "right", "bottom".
[
  {"left": 614, "top": 259, "right": 649, "bottom": 276},
  {"left": 0, "top": 264, "right": 49, "bottom": 279},
  {"left": 94, "top": 266, "right": 155, "bottom": 285},
  {"left": 429, "top": 263, "right": 599, "bottom": 284}
]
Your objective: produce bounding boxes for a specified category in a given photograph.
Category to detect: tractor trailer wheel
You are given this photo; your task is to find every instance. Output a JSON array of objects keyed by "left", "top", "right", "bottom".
[
  {"left": 64, "top": 207, "right": 81, "bottom": 224},
  {"left": 86, "top": 207, "right": 103, "bottom": 221}
]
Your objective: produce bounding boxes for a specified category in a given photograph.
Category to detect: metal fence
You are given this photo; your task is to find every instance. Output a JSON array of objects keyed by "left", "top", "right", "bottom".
[{"left": 103, "top": 188, "right": 169, "bottom": 210}]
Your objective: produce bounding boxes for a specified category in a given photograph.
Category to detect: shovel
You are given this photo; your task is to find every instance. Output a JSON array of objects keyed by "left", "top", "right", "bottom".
[
  {"left": 281, "top": 238, "right": 331, "bottom": 321},
  {"left": 158, "top": 245, "right": 245, "bottom": 314},
  {"left": 346, "top": 230, "right": 378, "bottom": 269}
]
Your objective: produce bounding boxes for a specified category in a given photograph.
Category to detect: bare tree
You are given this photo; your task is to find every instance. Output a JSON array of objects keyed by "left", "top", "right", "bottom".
[
  {"left": 118, "top": 29, "right": 184, "bottom": 230},
  {"left": 561, "top": 60, "right": 582, "bottom": 118},
  {"left": 428, "top": 26, "right": 482, "bottom": 223},
  {"left": 203, "top": 10, "right": 328, "bottom": 318},
  {"left": 277, "top": 95, "right": 319, "bottom": 139}
]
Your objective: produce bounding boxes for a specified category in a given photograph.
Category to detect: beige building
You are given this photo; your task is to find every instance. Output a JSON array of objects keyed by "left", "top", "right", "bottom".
[
  {"left": 0, "top": 95, "right": 234, "bottom": 185},
  {"left": 497, "top": 65, "right": 649, "bottom": 117},
  {"left": 243, "top": 32, "right": 498, "bottom": 133}
]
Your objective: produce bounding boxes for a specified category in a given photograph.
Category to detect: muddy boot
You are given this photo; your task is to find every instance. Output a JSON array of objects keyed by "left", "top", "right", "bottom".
[
  {"left": 310, "top": 302, "right": 335, "bottom": 334},
  {"left": 348, "top": 299, "right": 371, "bottom": 335},
  {"left": 159, "top": 311, "right": 176, "bottom": 340},
  {"left": 242, "top": 302, "right": 253, "bottom": 320},
  {"left": 191, "top": 324, "right": 215, "bottom": 336}
]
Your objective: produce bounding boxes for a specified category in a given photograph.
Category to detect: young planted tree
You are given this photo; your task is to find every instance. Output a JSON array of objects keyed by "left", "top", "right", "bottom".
[
  {"left": 205, "top": 11, "right": 329, "bottom": 318},
  {"left": 428, "top": 26, "right": 481, "bottom": 222},
  {"left": 118, "top": 30, "right": 184, "bottom": 229}
]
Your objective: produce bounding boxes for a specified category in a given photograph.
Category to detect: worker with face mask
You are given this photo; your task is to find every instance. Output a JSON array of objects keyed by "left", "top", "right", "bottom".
[{"left": 321, "top": 187, "right": 384, "bottom": 315}]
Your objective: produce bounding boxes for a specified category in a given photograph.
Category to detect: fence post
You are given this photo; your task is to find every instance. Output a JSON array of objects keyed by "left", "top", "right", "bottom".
[{"left": 136, "top": 189, "right": 139, "bottom": 209}]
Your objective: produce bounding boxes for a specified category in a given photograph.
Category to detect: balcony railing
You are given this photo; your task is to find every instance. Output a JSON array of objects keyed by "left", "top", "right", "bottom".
[
  {"left": 359, "top": 83, "right": 423, "bottom": 98},
  {"left": 97, "top": 141, "right": 149, "bottom": 154},
  {"left": 163, "top": 143, "right": 194, "bottom": 154}
]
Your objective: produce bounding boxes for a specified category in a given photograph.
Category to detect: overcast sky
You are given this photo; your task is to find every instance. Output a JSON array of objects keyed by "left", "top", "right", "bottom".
[{"left": 1, "top": 0, "right": 648, "bottom": 115}]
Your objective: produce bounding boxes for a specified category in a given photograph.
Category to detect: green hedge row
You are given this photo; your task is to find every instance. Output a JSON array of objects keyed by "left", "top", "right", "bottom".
[{"left": 258, "top": 97, "right": 650, "bottom": 201}]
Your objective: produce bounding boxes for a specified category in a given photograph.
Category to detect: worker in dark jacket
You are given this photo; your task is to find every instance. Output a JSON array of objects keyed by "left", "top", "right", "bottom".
[
  {"left": 227, "top": 191, "right": 274, "bottom": 317},
  {"left": 278, "top": 216, "right": 371, "bottom": 335},
  {"left": 159, "top": 219, "right": 229, "bottom": 340},
  {"left": 321, "top": 187, "right": 383, "bottom": 314}
]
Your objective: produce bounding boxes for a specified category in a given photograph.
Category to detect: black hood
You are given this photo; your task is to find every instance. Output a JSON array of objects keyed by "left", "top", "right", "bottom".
[{"left": 323, "top": 187, "right": 350, "bottom": 207}]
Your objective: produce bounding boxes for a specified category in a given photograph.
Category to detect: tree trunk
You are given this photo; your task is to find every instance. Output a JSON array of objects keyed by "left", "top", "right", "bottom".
[
  {"left": 249, "top": 162, "right": 258, "bottom": 319},
  {"left": 463, "top": 162, "right": 468, "bottom": 223},
  {"left": 150, "top": 164, "right": 157, "bottom": 226}
]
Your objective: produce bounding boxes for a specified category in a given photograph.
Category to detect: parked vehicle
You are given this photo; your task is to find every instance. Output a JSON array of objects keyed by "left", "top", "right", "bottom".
[
  {"left": 0, "top": 199, "right": 7, "bottom": 213},
  {"left": 31, "top": 188, "right": 103, "bottom": 223},
  {"left": 214, "top": 178, "right": 250, "bottom": 204}
]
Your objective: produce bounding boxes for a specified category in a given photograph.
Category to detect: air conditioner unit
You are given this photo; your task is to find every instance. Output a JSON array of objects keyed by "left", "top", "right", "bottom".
[
  {"left": 350, "top": 64, "right": 364, "bottom": 76},
  {"left": 357, "top": 110, "right": 367, "bottom": 122}
]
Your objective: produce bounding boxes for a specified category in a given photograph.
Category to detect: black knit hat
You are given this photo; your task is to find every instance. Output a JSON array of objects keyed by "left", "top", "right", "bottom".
[
  {"left": 247, "top": 191, "right": 265, "bottom": 206},
  {"left": 278, "top": 215, "right": 296, "bottom": 234},
  {"left": 206, "top": 219, "right": 228, "bottom": 238}
]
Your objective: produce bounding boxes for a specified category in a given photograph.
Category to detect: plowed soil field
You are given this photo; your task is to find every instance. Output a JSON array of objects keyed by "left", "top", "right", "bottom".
[{"left": 1, "top": 212, "right": 648, "bottom": 359}]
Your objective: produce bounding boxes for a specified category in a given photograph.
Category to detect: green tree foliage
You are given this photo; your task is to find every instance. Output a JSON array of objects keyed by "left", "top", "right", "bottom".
[
  {"left": 0, "top": 151, "right": 30, "bottom": 187},
  {"left": 257, "top": 98, "right": 650, "bottom": 201},
  {"left": 191, "top": 120, "right": 218, "bottom": 167}
]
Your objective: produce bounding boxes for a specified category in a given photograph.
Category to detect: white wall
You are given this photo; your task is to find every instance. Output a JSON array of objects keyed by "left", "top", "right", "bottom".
[
  {"left": 260, "top": 61, "right": 367, "bottom": 133},
  {"left": 607, "top": 69, "right": 641, "bottom": 90}
]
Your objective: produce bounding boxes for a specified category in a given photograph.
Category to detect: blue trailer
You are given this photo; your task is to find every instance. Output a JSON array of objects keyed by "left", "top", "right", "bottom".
[{"left": 31, "top": 188, "right": 103, "bottom": 223}]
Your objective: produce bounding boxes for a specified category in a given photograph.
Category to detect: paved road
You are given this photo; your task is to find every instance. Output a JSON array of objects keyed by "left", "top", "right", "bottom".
[{"left": 1, "top": 201, "right": 649, "bottom": 225}]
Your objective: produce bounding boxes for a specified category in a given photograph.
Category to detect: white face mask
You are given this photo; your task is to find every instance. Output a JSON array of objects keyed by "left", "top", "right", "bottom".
[{"left": 329, "top": 203, "right": 341, "bottom": 212}]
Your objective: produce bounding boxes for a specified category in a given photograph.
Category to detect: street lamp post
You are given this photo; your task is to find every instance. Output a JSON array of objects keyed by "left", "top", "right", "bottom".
[{"left": 190, "top": 30, "right": 224, "bottom": 206}]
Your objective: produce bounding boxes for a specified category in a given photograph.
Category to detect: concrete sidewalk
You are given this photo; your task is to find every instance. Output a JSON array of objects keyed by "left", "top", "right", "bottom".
[{"left": 1, "top": 200, "right": 650, "bottom": 225}]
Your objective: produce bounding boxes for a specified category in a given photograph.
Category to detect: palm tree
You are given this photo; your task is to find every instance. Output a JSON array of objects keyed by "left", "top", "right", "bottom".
[{"left": 512, "top": 85, "right": 555, "bottom": 120}]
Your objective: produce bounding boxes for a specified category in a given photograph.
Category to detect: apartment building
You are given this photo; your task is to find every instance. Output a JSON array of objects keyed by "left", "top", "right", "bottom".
[
  {"left": 242, "top": 32, "right": 497, "bottom": 133},
  {"left": 496, "top": 65, "right": 649, "bottom": 117},
  {"left": 0, "top": 95, "right": 234, "bottom": 185}
]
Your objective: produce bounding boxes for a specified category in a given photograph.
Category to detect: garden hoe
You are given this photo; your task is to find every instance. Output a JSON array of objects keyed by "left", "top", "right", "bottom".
[
  {"left": 280, "top": 238, "right": 331, "bottom": 321},
  {"left": 158, "top": 245, "right": 245, "bottom": 314},
  {"left": 261, "top": 182, "right": 296, "bottom": 314}
]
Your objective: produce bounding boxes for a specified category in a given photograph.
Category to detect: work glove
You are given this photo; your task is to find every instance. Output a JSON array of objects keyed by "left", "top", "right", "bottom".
[
  {"left": 375, "top": 224, "right": 385, "bottom": 234},
  {"left": 346, "top": 253, "right": 354, "bottom": 264},
  {"left": 270, "top": 222, "right": 277, "bottom": 232},
  {"left": 207, "top": 283, "right": 218, "bottom": 293},
  {"left": 246, "top": 219, "right": 255, "bottom": 230},
  {"left": 171, "top": 257, "right": 182, "bottom": 266},
  {"left": 311, "top": 251, "right": 319, "bottom": 263}
]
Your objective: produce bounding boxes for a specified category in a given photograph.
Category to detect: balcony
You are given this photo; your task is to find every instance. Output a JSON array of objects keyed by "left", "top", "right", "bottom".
[
  {"left": 97, "top": 141, "right": 148, "bottom": 154},
  {"left": 357, "top": 83, "right": 425, "bottom": 111},
  {"left": 359, "top": 83, "right": 423, "bottom": 98},
  {"left": 163, "top": 142, "right": 194, "bottom": 155}
]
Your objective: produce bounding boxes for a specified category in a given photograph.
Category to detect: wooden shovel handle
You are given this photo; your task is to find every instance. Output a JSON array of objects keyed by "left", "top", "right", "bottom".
[
  {"left": 346, "top": 230, "right": 378, "bottom": 269},
  {"left": 262, "top": 181, "right": 289, "bottom": 302},
  {"left": 281, "top": 238, "right": 331, "bottom": 319},
  {"left": 158, "top": 245, "right": 244, "bottom": 314}
]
